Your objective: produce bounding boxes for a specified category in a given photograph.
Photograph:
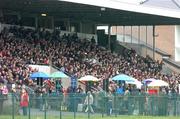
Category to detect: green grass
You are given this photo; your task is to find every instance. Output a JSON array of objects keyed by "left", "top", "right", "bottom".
[{"left": 1, "top": 115, "right": 180, "bottom": 119}]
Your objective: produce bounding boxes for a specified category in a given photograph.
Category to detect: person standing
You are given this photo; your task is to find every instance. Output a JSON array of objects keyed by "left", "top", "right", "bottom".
[
  {"left": 1, "top": 85, "right": 8, "bottom": 99},
  {"left": 107, "top": 92, "right": 113, "bottom": 116},
  {"left": 123, "top": 88, "right": 130, "bottom": 111},
  {"left": 20, "top": 88, "right": 29, "bottom": 116},
  {"left": 0, "top": 84, "right": 4, "bottom": 115},
  {"left": 84, "top": 91, "right": 94, "bottom": 113}
]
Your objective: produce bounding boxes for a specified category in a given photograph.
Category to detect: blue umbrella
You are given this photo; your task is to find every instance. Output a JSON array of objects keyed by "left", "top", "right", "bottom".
[
  {"left": 112, "top": 74, "right": 135, "bottom": 82},
  {"left": 50, "top": 71, "right": 69, "bottom": 78},
  {"left": 30, "top": 72, "right": 50, "bottom": 79}
]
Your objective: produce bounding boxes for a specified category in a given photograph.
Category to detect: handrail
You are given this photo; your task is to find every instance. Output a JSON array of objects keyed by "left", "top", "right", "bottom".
[
  {"left": 163, "top": 58, "right": 180, "bottom": 69},
  {"left": 117, "top": 34, "right": 171, "bottom": 57}
]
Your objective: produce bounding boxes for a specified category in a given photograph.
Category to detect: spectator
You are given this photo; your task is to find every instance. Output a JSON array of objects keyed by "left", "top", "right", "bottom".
[
  {"left": 76, "top": 85, "right": 83, "bottom": 93},
  {"left": 1, "top": 85, "right": 8, "bottom": 99},
  {"left": 84, "top": 91, "right": 94, "bottom": 113},
  {"left": 20, "top": 88, "right": 29, "bottom": 116}
]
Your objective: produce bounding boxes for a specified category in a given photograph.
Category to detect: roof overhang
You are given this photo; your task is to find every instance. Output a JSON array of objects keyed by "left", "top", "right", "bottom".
[
  {"left": 1, "top": 0, "right": 180, "bottom": 25},
  {"left": 60, "top": 0, "right": 180, "bottom": 19}
]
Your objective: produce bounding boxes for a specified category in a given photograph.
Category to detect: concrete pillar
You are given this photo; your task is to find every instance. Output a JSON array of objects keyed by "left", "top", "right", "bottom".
[
  {"left": 138, "top": 26, "right": 140, "bottom": 44},
  {"left": 93, "top": 23, "right": 96, "bottom": 34},
  {"left": 94, "top": 24, "right": 97, "bottom": 34},
  {"left": 17, "top": 12, "right": 21, "bottom": 22},
  {"left": 153, "top": 25, "right": 156, "bottom": 60},
  {"left": 0, "top": 10, "right": 3, "bottom": 32},
  {"left": 108, "top": 25, "right": 111, "bottom": 50},
  {"left": 79, "top": 21, "right": 83, "bottom": 33},
  {"left": 67, "top": 20, "right": 70, "bottom": 32},
  {"left": 138, "top": 26, "right": 141, "bottom": 53},
  {"left": 131, "top": 26, "right": 132, "bottom": 44},
  {"left": 116, "top": 26, "right": 117, "bottom": 35},
  {"left": 0, "top": 9, "right": 3, "bottom": 18},
  {"left": 145, "top": 26, "right": 148, "bottom": 56},
  {"left": 35, "top": 16, "right": 38, "bottom": 28},
  {"left": 123, "top": 25, "right": 125, "bottom": 42},
  {"left": 51, "top": 16, "right": 54, "bottom": 30}
]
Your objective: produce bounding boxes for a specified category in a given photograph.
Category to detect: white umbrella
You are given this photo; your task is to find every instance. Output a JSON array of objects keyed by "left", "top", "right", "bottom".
[
  {"left": 78, "top": 75, "right": 100, "bottom": 82},
  {"left": 126, "top": 78, "right": 142, "bottom": 89},
  {"left": 148, "top": 80, "right": 169, "bottom": 87}
]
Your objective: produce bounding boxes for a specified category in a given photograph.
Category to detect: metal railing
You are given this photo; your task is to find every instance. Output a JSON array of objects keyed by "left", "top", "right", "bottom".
[{"left": 0, "top": 93, "right": 180, "bottom": 119}]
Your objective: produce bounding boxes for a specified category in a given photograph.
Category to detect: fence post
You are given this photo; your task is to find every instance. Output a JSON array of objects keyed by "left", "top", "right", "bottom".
[
  {"left": 60, "top": 95, "right": 62, "bottom": 119},
  {"left": 88, "top": 93, "right": 90, "bottom": 119},
  {"left": 73, "top": 93, "right": 76, "bottom": 119},
  {"left": 101, "top": 94, "right": 104, "bottom": 118},
  {"left": 174, "top": 95, "right": 177, "bottom": 116},
  {"left": 44, "top": 95, "right": 47, "bottom": 119},
  {"left": 28, "top": 95, "right": 31, "bottom": 119},
  {"left": 12, "top": 93, "right": 15, "bottom": 119},
  {"left": 116, "top": 93, "right": 118, "bottom": 117}
]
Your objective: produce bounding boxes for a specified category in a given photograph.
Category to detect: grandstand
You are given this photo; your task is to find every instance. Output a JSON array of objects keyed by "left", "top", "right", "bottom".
[{"left": 0, "top": 0, "right": 180, "bottom": 119}]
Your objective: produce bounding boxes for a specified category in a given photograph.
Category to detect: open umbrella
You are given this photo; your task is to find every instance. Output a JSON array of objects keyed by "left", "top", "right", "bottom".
[
  {"left": 30, "top": 72, "right": 50, "bottom": 86},
  {"left": 50, "top": 71, "right": 69, "bottom": 78},
  {"left": 30, "top": 72, "right": 50, "bottom": 79},
  {"left": 148, "top": 80, "right": 169, "bottom": 87},
  {"left": 112, "top": 74, "right": 135, "bottom": 82},
  {"left": 78, "top": 75, "right": 100, "bottom": 82},
  {"left": 142, "top": 78, "right": 156, "bottom": 84},
  {"left": 126, "top": 79, "right": 142, "bottom": 89}
]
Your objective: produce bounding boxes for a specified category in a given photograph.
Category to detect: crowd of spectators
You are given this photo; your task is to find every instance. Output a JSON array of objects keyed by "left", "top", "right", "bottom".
[{"left": 0, "top": 25, "right": 180, "bottom": 96}]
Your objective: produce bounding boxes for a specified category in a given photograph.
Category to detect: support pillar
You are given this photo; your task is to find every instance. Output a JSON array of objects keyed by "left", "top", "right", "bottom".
[
  {"left": 146, "top": 26, "right": 148, "bottom": 56},
  {"left": 79, "top": 21, "right": 83, "bottom": 33},
  {"left": 35, "top": 16, "right": 38, "bottom": 29},
  {"left": 123, "top": 26, "right": 125, "bottom": 42},
  {"left": 0, "top": 10, "right": 3, "bottom": 32},
  {"left": 138, "top": 26, "right": 140, "bottom": 44},
  {"left": 116, "top": 26, "right": 117, "bottom": 35},
  {"left": 67, "top": 20, "right": 70, "bottom": 32},
  {"left": 138, "top": 26, "right": 140, "bottom": 53},
  {"left": 0, "top": 9, "right": 3, "bottom": 18},
  {"left": 17, "top": 12, "right": 21, "bottom": 23},
  {"left": 94, "top": 24, "right": 97, "bottom": 34},
  {"left": 153, "top": 25, "right": 156, "bottom": 60},
  {"left": 51, "top": 16, "right": 54, "bottom": 30},
  {"left": 131, "top": 26, "right": 132, "bottom": 44},
  {"left": 108, "top": 25, "right": 111, "bottom": 50}
]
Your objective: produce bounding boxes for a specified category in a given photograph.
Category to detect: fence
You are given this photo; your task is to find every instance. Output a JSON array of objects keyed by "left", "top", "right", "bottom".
[{"left": 0, "top": 93, "right": 180, "bottom": 119}]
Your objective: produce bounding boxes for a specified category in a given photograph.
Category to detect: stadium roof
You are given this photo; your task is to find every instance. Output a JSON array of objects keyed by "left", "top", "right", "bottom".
[
  {"left": 61, "top": 0, "right": 180, "bottom": 19},
  {"left": 1, "top": 0, "right": 180, "bottom": 25}
]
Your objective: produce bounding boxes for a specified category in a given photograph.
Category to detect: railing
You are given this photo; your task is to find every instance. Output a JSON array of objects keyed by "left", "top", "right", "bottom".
[
  {"left": 116, "top": 34, "right": 171, "bottom": 57},
  {"left": 1, "top": 93, "right": 180, "bottom": 119}
]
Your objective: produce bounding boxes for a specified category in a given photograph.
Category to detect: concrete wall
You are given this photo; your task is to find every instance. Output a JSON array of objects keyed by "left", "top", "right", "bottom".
[
  {"left": 112, "top": 26, "right": 153, "bottom": 45},
  {"left": 155, "top": 25, "right": 175, "bottom": 58},
  {"left": 112, "top": 25, "right": 175, "bottom": 59}
]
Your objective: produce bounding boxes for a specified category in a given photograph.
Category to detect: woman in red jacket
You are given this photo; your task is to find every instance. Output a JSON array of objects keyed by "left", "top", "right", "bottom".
[{"left": 20, "top": 88, "right": 29, "bottom": 116}]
